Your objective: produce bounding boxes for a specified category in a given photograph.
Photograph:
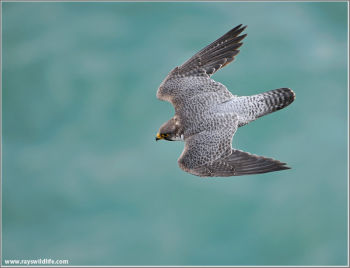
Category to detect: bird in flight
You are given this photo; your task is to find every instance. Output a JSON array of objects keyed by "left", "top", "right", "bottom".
[{"left": 155, "top": 24, "right": 295, "bottom": 177}]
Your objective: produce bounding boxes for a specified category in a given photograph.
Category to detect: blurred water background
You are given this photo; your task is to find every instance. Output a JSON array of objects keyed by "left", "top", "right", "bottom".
[{"left": 2, "top": 2, "right": 348, "bottom": 266}]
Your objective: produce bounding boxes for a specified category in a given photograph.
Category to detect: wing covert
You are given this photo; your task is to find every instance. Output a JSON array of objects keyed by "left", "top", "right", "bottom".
[{"left": 178, "top": 114, "right": 238, "bottom": 173}]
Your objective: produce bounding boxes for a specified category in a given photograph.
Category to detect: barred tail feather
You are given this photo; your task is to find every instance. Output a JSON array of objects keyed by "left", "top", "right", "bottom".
[
  {"left": 236, "top": 88, "right": 295, "bottom": 127},
  {"left": 261, "top": 88, "right": 295, "bottom": 114}
]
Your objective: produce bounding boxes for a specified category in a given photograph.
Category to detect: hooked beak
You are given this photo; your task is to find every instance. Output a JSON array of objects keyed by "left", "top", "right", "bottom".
[{"left": 155, "top": 133, "right": 162, "bottom": 141}]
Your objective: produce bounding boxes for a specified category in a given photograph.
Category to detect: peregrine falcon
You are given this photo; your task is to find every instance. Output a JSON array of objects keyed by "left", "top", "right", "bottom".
[{"left": 155, "top": 24, "right": 295, "bottom": 177}]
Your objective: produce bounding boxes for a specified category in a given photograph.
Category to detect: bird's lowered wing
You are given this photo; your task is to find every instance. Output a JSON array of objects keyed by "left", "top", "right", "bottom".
[
  {"left": 185, "top": 149, "right": 291, "bottom": 177},
  {"left": 177, "top": 112, "right": 289, "bottom": 177},
  {"left": 178, "top": 129, "right": 235, "bottom": 175},
  {"left": 177, "top": 113, "right": 238, "bottom": 173}
]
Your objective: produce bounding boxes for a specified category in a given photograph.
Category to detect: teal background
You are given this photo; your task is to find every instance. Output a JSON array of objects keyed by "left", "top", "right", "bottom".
[{"left": 2, "top": 2, "right": 348, "bottom": 266}]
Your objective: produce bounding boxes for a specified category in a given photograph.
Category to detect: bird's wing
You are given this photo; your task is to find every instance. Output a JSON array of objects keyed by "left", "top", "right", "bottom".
[
  {"left": 176, "top": 24, "right": 247, "bottom": 77},
  {"left": 157, "top": 24, "right": 247, "bottom": 107},
  {"left": 178, "top": 114, "right": 238, "bottom": 173},
  {"left": 181, "top": 146, "right": 290, "bottom": 177},
  {"left": 178, "top": 112, "right": 290, "bottom": 177}
]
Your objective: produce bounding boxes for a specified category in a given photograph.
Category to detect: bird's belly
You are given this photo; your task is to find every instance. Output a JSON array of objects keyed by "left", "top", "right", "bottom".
[
  {"left": 209, "top": 100, "right": 238, "bottom": 114},
  {"left": 181, "top": 103, "right": 238, "bottom": 139}
]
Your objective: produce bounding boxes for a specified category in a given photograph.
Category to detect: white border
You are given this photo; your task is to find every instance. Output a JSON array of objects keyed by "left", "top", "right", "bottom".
[{"left": 0, "top": 1, "right": 348, "bottom": 267}]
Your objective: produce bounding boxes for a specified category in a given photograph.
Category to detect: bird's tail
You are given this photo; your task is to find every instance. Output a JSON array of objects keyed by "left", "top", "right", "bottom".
[
  {"left": 257, "top": 87, "right": 295, "bottom": 114},
  {"left": 235, "top": 88, "right": 295, "bottom": 127}
]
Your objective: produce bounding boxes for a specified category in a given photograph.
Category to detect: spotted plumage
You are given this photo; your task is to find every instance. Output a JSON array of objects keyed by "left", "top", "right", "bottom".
[{"left": 156, "top": 24, "right": 295, "bottom": 177}]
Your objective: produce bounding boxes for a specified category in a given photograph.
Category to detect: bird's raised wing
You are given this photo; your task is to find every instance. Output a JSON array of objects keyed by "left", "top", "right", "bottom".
[
  {"left": 176, "top": 24, "right": 247, "bottom": 77},
  {"left": 157, "top": 25, "right": 247, "bottom": 108}
]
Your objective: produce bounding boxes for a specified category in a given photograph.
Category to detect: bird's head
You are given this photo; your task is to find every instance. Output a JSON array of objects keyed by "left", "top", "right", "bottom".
[{"left": 156, "top": 118, "right": 183, "bottom": 141}]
